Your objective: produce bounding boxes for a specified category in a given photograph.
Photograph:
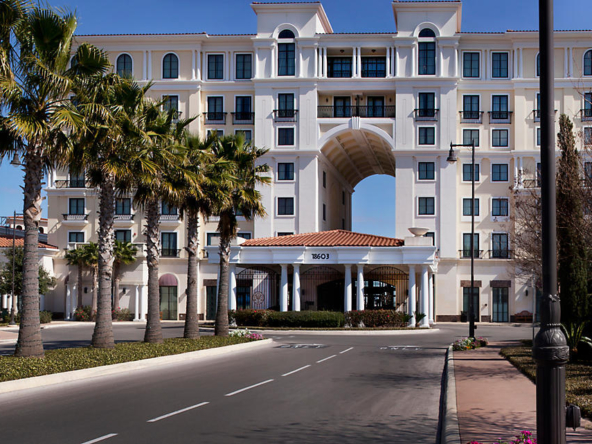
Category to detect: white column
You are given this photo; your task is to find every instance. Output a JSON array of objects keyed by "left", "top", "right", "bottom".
[
  {"left": 192, "top": 50, "right": 196, "bottom": 80},
  {"left": 519, "top": 157, "right": 524, "bottom": 188},
  {"left": 280, "top": 264, "right": 288, "bottom": 312},
  {"left": 351, "top": 47, "right": 356, "bottom": 78},
  {"left": 2, "top": 294, "right": 7, "bottom": 310},
  {"left": 344, "top": 265, "right": 352, "bottom": 312},
  {"left": 411, "top": 44, "right": 417, "bottom": 77},
  {"left": 226, "top": 51, "right": 231, "bottom": 81},
  {"left": 66, "top": 284, "right": 72, "bottom": 320},
  {"left": 408, "top": 266, "right": 416, "bottom": 327},
  {"left": 356, "top": 265, "right": 364, "bottom": 310},
  {"left": 197, "top": 50, "right": 202, "bottom": 80},
  {"left": 356, "top": 47, "right": 361, "bottom": 78},
  {"left": 428, "top": 272, "right": 435, "bottom": 325},
  {"left": 386, "top": 47, "right": 391, "bottom": 78},
  {"left": 271, "top": 45, "right": 276, "bottom": 78},
  {"left": 419, "top": 266, "right": 430, "bottom": 328},
  {"left": 134, "top": 285, "right": 140, "bottom": 321},
  {"left": 394, "top": 47, "right": 399, "bottom": 77},
  {"left": 293, "top": 264, "right": 301, "bottom": 312},
  {"left": 143, "top": 51, "right": 147, "bottom": 80},
  {"left": 455, "top": 47, "right": 459, "bottom": 78},
  {"left": 485, "top": 49, "right": 490, "bottom": 80},
  {"left": 229, "top": 264, "right": 237, "bottom": 311},
  {"left": 72, "top": 284, "right": 77, "bottom": 316},
  {"left": 323, "top": 47, "right": 328, "bottom": 78},
  {"left": 140, "top": 285, "right": 147, "bottom": 321},
  {"left": 569, "top": 47, "right": 574, "bottom": 78},
  {"left": 438, "top": 48, "right": 443, "bottom": 77},
  {"left": 298, "top": 46, "right": 303, "bottom": 78},
  {"left": 148, "top": 51, "right": 153, "bottom": 79},
  {"left": 314, "top": 47, "right": 319, "bottom": 78},
  {"left": 564, "top": 47, "right": 568, "bottom": 78},
  {"left": 519, "top": 47, "right": 523, "bottom": 78}
]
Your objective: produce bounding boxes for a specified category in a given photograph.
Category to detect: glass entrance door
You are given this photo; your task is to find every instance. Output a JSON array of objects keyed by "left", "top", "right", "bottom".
[
  {"left": 159, "top": 286, "right": 178, "bottom": 320},
  {"left": 206, "top": 286, "right": 217, "bottom": 320},
  {"left": 492, "top": 287, "right": 509, "bottom": 322},
  {"left": 463, "top": 287, "right": 479, "bottom": 321},
  {"left": 334, "top": 97, "right": 351, "bottom": 117}
]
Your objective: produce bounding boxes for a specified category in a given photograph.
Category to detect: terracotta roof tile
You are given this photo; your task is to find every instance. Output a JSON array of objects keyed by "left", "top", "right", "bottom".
[
  {"left": 241, "top": 230, "right": 404, "bottom": 247},
  {"left": 0, "top": 235, "right": 58, "bottom": 250}
]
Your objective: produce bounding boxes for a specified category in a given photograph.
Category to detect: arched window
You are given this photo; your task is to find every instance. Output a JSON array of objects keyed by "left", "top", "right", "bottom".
[
  {"left": 585, "top": 50, "right": 592, "bottom": 76},
  {"left": 418, "top": 29, "right": 436, "bottom": 75},
  {"left": 159, "top": 274, "right": 178, "bottom": 320},
  {"left": 163, "top": 53, "right": 179, "bottom": 79},
  {"left": 278, "top": 29, "right": 295, "bottom": 76},
  {"left": 278, "top": 29, "right": 295, "bottom": 39},
  {"left": 536, "top": 53, "right": 540, "bottom": 77},
  {"left": 116, "top": 54, "right": 132, "bottom": 77},
  {"left": 418, "top": 28, "right": 436, "bottom": 38}
]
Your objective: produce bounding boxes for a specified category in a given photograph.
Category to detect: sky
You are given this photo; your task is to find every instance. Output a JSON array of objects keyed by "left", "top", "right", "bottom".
[{"left": 1, "top": 0, "right": 591, "bottom": 236}]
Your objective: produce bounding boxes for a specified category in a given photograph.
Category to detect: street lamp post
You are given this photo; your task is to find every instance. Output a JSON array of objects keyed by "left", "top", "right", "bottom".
[
  {"left": 9, "top": 211, "right": 17, "bottom": 325},
  {"left": 533, "top": 1, "right": 569, "bottom": 443},
  {"left": 447, "top": 140, "right": 476, "bottom": 339}
]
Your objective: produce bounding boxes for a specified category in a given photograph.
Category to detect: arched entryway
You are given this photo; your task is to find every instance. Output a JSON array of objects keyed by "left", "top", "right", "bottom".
[
  {"left": 236, "top": 267, "right": 279, "bottom": 310},
  {"left": 159, "top": 274, "right": 178, "bottom": 320},
  {"left": 360, "top": 266, "right": 409, "bottom": 311},
  {"left": 301, "top": 266, "right": 345, "bottom": 311}
]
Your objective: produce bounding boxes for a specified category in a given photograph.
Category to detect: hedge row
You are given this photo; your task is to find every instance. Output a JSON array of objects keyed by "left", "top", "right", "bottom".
[
  {"left": 1, "top": 310, "right": 52, "bottom": 324},
  {"left": 345, "top": 310, "right": 408, "bottom": 327}
]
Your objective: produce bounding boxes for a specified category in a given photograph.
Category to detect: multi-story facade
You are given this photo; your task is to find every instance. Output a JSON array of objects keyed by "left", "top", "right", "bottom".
[{"left": 43, "top": 1, "right": 592, "bottom": 323}]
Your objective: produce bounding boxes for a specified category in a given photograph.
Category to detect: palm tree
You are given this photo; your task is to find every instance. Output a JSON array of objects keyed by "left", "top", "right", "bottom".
[
  {"left": 211, "top": 134, "right": 270, "bottom": 336},
  {"left": 112, "top": 240, "right": 138, "bottom": 311},
  {"left": 80, "top": 242, "right": 99, "bottom": 316},
  {"left": 64, "top": 247, "right": 86, "bottom": 309},
  {"left": 0, "top": 4, "right": 110, "bottom": 357}
]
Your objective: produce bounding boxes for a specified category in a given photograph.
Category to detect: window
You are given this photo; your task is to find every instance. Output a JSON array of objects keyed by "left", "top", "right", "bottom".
[
  {"left": 161, "top": 202, "right": 178, "bottom": 216},
  {"left": 328, "top": 58, "right": 352, "bottom": 78},
  {"left": 69, "top": 198, "right": 85, "bottom": 215},
  {"left": 342, "top": 218, "right": 345, "bottom": 229},
  {"left": 69, "top": 168, "right": 85, "bottom": 188},
  {"left": 584, "top": 162, "right": 592, "bottom": 181},
  {"left": 585, "top": 92, "right": 592, "bottom": 118},
  {"left": 463, "top": 52, "right": 480, "bottom": 78},
  {"left": 462, "top": 233, "right": 479, "bottom": 258},
  {"left": 536, "top": 53, "right": 540, "bottom": 77},
  {"left": 418, "top": 42, "right": 436, "bottom": 75},
  {"left": 491, "top": 95, "right": 509, "bottom": 119},
  {"left": 163, "top": 95, "right": 179, "bottom": 117},
  {"left": 238, "top": 233, "right": 252, "bottom": 240},
  {"left": 69, "top": 232, "right": 84, "bottom": 243},
  {"left": 161, "top": 232, "right": 178, "bottom": 257},
  {"left": 235, "top": 54, "right": 252, "bottom": 79},
  {"left": 537, "top": 127, "right": 541, "bottom": 146},
  {"left": 367, "top": 96, "right": 385, "bottom": 117},
  {"left": 278, "top": 93, "right": 295, "bottom": 118},
  {"left": 334, "top": 97, "right": 351, "bottom": 117},
  {"left": 323, "top": 203, "right": 326, "bottom": 221},
  {"left": 116, "top": 54, "right": 132, "bottom": 77},
  {"left": 207, "top": 97, "right": 224, "bottom": 121},
  {"left": 278, "top": 43, "right": 295, "bottom": 76},
  {"left": 463, "top": 164, "right": 480, "bottom": 182},
  {"left": 115, "top": 230, "right": 132, "bottom": 243},
  {"left": 418, "top": 197, "right": 435, "bottom": 215},
  {"left": 463, "top": 129, "right": 480, "bottom": 147},
  {"left": 491, "top": 52, "right": 508, "bottom": 78},
  {"left": 418, "top": 93, "right": 435, "bottom": 117},
  {"left": 463, "top": 198, "right": 479, "bottom": 216},
  {"left": 207, "top": 129, "right": 224, "bottom": 138},
  {"left": 492, "top": 287, "right": 509, "bottom": 322},
  {"left": 115, "top": 198, "right": 131, "bottom": 215},
  {"left": 585, "top": 128, "right": 592, "bottom": 146},
  {"left": 492, "top": 129, "right": 509, "bottom": 147},
  {"left": 462, "top": 95, "right": 480, "bottom": 120},
  {"left": 425, "top": 232, "right": 435, "bottom": 246},
  {"left": 235, "top": 130, "right": 252, "bottom": 142},
  {"left": 361, "top": 57, "right": 386, "bottom": 78},
  {"left": 535, "top": 93, "right": 541, "bottom": 120},
  {"left": 492, "top": 233, "right": 509, "bottom": 258},
  {"left": 492, "top": 164, "right": 509, "bottom": 182},
  {"left": 585, "top": 50, "right": 592, "bottom": 76},
  {"left": 418, "top": 28, "right": 436, "bottom": 38},
  {"left": 208, "top": 54, "right": 224, "bottom": 80},
  {"left": 278, "top": 197, "right": 294, "bottom": 215},
  {"left": 323, "top": 171, "right": 326, "bottom": 188},
  {"left": 206, "top": 233, "right": 220, "bottom": 246},
  {"left": 163, "top": 53, "right": 179, "bottom": 79},
  {"left": 235, "top": 96, "right": 252, "bottom": 120},
  {"left": 463, "top": 287, "right": 479, "bottom": 319},
  {"left": 418, "top": 162, "right": 435, "bottom": 180},
  {"left": 492, "top": 198, "right": 509, "bottom": 217},
  {"left": 278, "top": 128, "right": 294, "bottom": 146},
  {"left": 278, "top": 163, "right": 294, "bottom": 180},
  {"left": 278, "top": 232, "right": 294, "bottom": 236},
  {"left": 278, "top": 29, "right": 295, "bottom": 39},
  {"left": 418, "top": 127, "right": 435, "bottom": 145}
]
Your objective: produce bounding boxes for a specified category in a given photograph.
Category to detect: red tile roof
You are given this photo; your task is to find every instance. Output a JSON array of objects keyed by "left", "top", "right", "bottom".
[
  {"left": 241, "top": 230, "right": 404, "bottom": 247},
  {"left": 0, "top": 235, "right": 58, "bottom": 250}
]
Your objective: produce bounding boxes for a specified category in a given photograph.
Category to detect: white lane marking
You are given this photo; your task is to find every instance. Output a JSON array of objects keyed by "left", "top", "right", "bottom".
[
  {"left": 339, "top": 347, "right": 354, "bottom": 354},
  {"left": 282, "top": 365, "right": 311, "bottom": 377},
  {"left": 316, "top": 354, "right": 337, "bottom": 363},
  {"left": 225, "top": 379, "right": 274, "bottom": 397},
  {"left": 81, "top": 434, "right": 118, "bottom": 444},
  {"left": 147, "top": 402, "right": 209, "bottom": 423}
]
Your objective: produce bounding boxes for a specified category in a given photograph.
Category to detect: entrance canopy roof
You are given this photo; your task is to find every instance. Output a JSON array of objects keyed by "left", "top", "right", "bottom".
[{"left": 240, "top": 230, "right": 404, "bottom": 247}]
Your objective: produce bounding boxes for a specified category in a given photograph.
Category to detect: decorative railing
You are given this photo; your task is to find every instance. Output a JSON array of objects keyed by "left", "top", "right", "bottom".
[
  {"left": 231, "top": 112, "right": 255, "bottom": 124},
  {"left": 580, "top": 108, "right": 592, "bottom": 122},
  {"left": 487, "top": 249, "right": 513, "bottom": 259},
  {"left": 62, "top": 214, "right": 89, "bottom": 221},
  {"left": 55, "top": 180, "right": 89, "bottom": 189},
  {"left": 205, "top": 112, "right": 227, "bottom": 124},
  {"left": 273, "top": 109, "right": 298, "bottom": 122},
  {"left": 160, "top": 248, "right": 180, "bottom": 258},
  {"left": 488, "top": 111, "right": 513, "bottom": 123},
  {"left": 317, "top": 105, "right": 396, "bottom": 118},
  {"left": 459, "top": 111, "right": 484, "bottom": 123},
  {"left": 114, "top": 214, "right": 134, "bottom": 221},
  {"left": 458, "top": 249, "right": 484, "bottom": 259},
  {"left": 159, "top": 214, "right": 180, "bottom": 222},
  {"left": 413, "top": 109, "right": 439, "bottom": 121}
]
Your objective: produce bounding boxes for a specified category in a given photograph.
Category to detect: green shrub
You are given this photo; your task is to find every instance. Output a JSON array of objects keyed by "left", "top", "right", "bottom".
[
  {"left": 39, "top": 311, "right": 52, "bottom": 324},
  {"left": 266, "top": 311, "right": 345, "bottom": 328},
  {"left": 231, "top": 309, "right": 271, "bottom": 327},
  {"left": 74, "top": 306, "right": 93, "bottom": 322},
  {"left": 1, "top": 310, "right": 51, "bottom": 324},
  {"left": 113, "top": 307, "right": 133, "bottom": 321},
  {"left": 345, "top": 310, "right": 406, "bottom": 327}
]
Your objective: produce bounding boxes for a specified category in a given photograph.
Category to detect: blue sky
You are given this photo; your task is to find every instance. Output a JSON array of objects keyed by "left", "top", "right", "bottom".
[{"left": 1, "top": 0, "right": 590, "bottom": 236}]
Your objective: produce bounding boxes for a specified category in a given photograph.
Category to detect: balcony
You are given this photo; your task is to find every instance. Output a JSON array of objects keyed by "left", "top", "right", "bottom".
[
  {"left": 317, "top": 106, "right": 396, "bottom": 119},
  {"left": 487, "top": 249, "right": 513, "bottom": 259},
  {"left": 523, "top": 179, "right": 541, "bottom": 189},
  {"left": 413, "top": 109, "right": 439, "bottom": 121},
  {"left": 205, "top": 112, "right": 227, "bottom": 124},
  {"left": 458, "top": 250, "right": 484, "bottom": 259},
  {"left": 231, "top": 112, "right": 254, "bottom": 125},
  {"left": 160, "top": 248, "right": 180, "bottom": 258},
  {"left": 114, "top": 214, "right": 134, "bottom": 227},
  {"left": 273, "top": 109, "right": 298, "bottom": 122},
  {"left": 459, "top": 111, "right": 484, "bottom": 124},
  {"left": 62, "top": 213, "right": 89, "bottom": 222},
  {"left": 159, "top": 214, "right": 181, "bottom": 226},
  {"left": 488, "top": 111, "right": 513, "bottom": 124},
  {"left": 581, "top": 108, "right": 592, "bottom": 122},
  {"left": 55, "top": 180, "right": 89, "bottom": 189}
]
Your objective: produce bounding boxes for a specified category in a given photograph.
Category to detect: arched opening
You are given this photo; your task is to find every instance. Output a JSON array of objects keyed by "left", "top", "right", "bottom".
[
  {"left": 352, "top": 175, "right": 396, "bottom": 237},
  {"left": 359, "top": 266, "right": 409, "bottom": 311},
  {"left": 236, "top": 266, "right": 279, "bottom": 310},
  {"left": 159, "top": 274, "right": 178, "bottom": 320},
  {"left": 301, "top": 266, "right": 344, "bottom": 312},
  {"left": 278, "top": 29, "right": 295, "bottom": 39}
]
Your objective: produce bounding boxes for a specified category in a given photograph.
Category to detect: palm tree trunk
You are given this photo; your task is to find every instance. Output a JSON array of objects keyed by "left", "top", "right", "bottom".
[
  {"left": 113, "top": 263, "right": 121, "bottom": 311},
  {"left": 92, "top": 176, "right": 115, "bottom": 348},
  {"left": 184, "top": 208, "right": 200, "bottom": 339},
  {"left": 91, "top": 266, "right": 98, "bottom": 318},
  {"left": 215, "top": 233, "right": 231, "bottom": 337},
  {"left": 77, "top": 262, "right": 83, "bottom": 309},
  {"left": 144, "top": 198, "right": 163, "bottom": 343},
  {"left": 15, "top": 149, "right": 44, "bottom": 357}
]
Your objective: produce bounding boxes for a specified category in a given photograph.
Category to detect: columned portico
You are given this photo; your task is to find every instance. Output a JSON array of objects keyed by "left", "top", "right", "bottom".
[
  {"left": 65, "top": 283, "right": 72, "bottom": 320},
  {"left": 293, "top": 264, "right": 301, "bottom": 311},
  {"left": 428, "top": 272, "right": 435, "bottom": 325},
  {"left": 344, "top": 264, "right": 352, "bottom": 312},
  {"left": 280, "top": 264, "right": 288, "bottom": 312},
  {"left": 408, "top": 265, "right": 416, "bottom": 327},
  {"left": 134, "top": 285, "right": 140, "bottom": 321},
  {"left": 229, "top": 264, "right": 237, "bottom": 311},
  {"left": 357, "top": 265, "right": 364, "bottom": 311},
  {"left": 419, "top": 266, "right": 430, "bottom": 328}
]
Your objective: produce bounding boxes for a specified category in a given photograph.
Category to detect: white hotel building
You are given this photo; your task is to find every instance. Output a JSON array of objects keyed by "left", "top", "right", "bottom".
[{"left": 37, "top": 1, "right": 592, "bottom": 323}]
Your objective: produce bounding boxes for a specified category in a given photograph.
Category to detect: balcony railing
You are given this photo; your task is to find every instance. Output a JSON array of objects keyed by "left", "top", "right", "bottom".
[
  {"left": 62, "top": 213, "right": 89, "bottom": 221},
  {"left": 459, "top": 111, "right": 484, "bottom": 123},
  {"left": 413, "top": 109, "right": 439, "bottom": 121},
  {"left": 523, "top": 179, "right": 541, "bottom": 189},
  {"left": 273, "top": 109, "right": 298, "bottom": 122},
  {"left": 114, "top": 214, "right": 134, "bottom": 221},
  {"left": 458, "top": 250, "right": 484, "bottom": 259},
  {"left": 488, "top": 111, "right": 513, "bottom": 124},
  {"left": 55, "top": 180, "right": 89, "bottom": 189},
  {"left": 581, "top": 108, "right": 592, "bottom": 122},
  {"left": 205, "top": 112, "right": 227, "bottom": 124},
  {"left": 231, "top": 112, "right": 254, "bottom": 124},
  {"left": 160, "top": 214, "right": 180, "bottom": 222},
  {"left": 487, "top": 249, "right": 513, "bottom": 259},
  {"left": 160, "top": 248, "right": 180, "bottom": 258},
  {"left": 317, "top": 106, "right": 396, "bottom": 118}
]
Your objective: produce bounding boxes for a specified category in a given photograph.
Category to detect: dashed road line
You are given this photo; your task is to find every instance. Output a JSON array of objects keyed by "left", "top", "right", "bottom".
[
  {"left": 81, "top": 433, "right": 118, "bottom": 444},
  {"left": 316, "top": 354, "right": 336, "bottom": 363},
  {"left": 225, "top": 379, "right": 274, "bottom": 397},
  {"left": 282, "top": 365, "right": 311, "bottom": 377},
  {"left": 147, "top": 402, "right": 210, "bottom": 423},
  {"left": 339, "top": 347, "right": 354, "bottom": 354}
]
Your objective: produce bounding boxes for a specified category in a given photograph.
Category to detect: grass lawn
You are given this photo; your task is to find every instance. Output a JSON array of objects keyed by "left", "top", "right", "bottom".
[
  {"left": 0, "top": 336, "right": 255, "bottom": 383},
  {"left": 501, "top": 340, "right": 592, "bottom": 419}
]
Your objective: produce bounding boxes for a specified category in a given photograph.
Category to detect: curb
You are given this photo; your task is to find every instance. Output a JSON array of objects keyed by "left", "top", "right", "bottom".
[
  {"left": 440, "top": 345, "right": 461, "bottom": 444},
  {"left": 0, "top": 338, "right": 273, "bottom": 395},
  {"left": 202, "top": 327, "right": 440, "bottom": 336}
]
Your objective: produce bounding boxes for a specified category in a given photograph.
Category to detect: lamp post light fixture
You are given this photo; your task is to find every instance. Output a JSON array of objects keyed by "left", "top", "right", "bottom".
[{"left": 447, "top": 140, "right": 476, "bottom": 339}]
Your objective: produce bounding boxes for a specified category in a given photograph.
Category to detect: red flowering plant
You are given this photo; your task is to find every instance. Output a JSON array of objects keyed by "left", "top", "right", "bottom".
[{"left": 469, "top": 430, "right": 536, "bottom": 444}]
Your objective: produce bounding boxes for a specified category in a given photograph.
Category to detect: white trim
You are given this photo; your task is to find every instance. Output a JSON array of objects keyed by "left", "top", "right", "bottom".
[
  {"left": 273, "top": 24, "right": 299, "bottom": 39},
  {"left": 68, "top": 197, "right": 86, "bottom": 215},
  {"left": 205, "top": 52, "right": 226, "bottom": 81},
  {"left": 490, "top": 162, "right": 510, "bottom": 183},
  {"left": 277, "top": 126, "right": 296, "bottom": 148},
  {"left": 461, "top": 197, "right": 481, "bottom": 222},
  {"left": 417, "top": 126, "right": 437, "bottom": 147},
  {"left": 114, "top": 228, "right": 133, "bottom": 243},
  {"left": 115, "top": 52, "right": 134, "bottom": 77},
  {"left": 161, "top": 52, "right": 180, "bottom": 80},
  {"left": 461, "top": 160, "right": 482, "bottom": 183},
  {"left": 206, "top": 129, "right": 224, "bottom": 138},
  {"left": 205, "top": 94, "right": 226, "bottom": 125},
  {"left": 490, "top": 128, "right": 510, "bottom": 149},
  {"left": 490, "top": 196, "right": 510, "bottom": 222},
  {"left": 461, "top": 231, "right": 480, "bottom": 254},
  {"left": 460, "top": 51, "right": 481, "bottom": 80},
  {"left": 462, "top": 128, "right": 481, "bottom": 148},
  {"left": 416, "top": 160, "right": 436, "bottom": 182},
  {"left": 490, "top": 51, "right": 510, "bottom": 79},
  {"left": 413, "top": 22, "right": 441, "bottom": 38},
  {"left": 582, "top": 49, "right": 592, "bottom": 77},
  {"left": 233, "top": 94, "right": 254, "bottom": 113},
  {"left": 234, "top": 52, "right": 254, "bottom": 80},
  {"left": 276, "top": 196, "right": 296, "bottom": 217},
  {"left": 234, "top": 129, "right": 252, "bottom": 143},
  {"left": 67, "top": 230, "right": 86, "bottom": 244},
  {"left": 416, "top": 196, "right": 436, "bottom": 217},
  {"left": 489, "top": 231, "right": 510, "bottom": 253},
  {"left": 160, "top": 93, "right": 180, "bottom": 114},
  {"left": 276, "top": 161, "right": 296, "bottom": 182}
]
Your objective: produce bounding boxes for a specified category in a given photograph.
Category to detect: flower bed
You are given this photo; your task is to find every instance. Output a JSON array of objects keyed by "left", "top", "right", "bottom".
[
  {"left": 453, "top": 336, "right": 489, "bottom": 351},
  {"left": 469, "top": 430, "right": 536, "bottom": 444}
]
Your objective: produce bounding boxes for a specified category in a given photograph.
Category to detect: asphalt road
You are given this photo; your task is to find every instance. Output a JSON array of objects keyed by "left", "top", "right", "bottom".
[{"left": 0, "top": 324, "right": 531, "bottom": 444}]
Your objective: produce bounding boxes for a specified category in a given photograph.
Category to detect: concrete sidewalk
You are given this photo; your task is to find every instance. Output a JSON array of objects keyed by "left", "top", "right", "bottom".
[{"left": 454, "top": 341, "right": 592, "bottom": 443}]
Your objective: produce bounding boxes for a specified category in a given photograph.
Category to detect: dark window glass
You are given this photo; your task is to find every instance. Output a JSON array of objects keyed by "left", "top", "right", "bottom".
[
  {"left": 278, "top": 128, "right": 294, "bottom": 145},
  {"left": 116, "top": 54, "right": 132, "bottom": 77},
  {"left": 278, "top": 29, "right": 295, "bottom": 39},
  {"left": 236, "top": 130, "right": 252, "bottom": 142},
  {"left": 278, "top": 94, "right": 295, "bottom": 117},
  {"left": 463, "top": 95, "right": 480, "bottom": 119},
  {"left": 492, "top": 198, "right": 509, "bottom": 217},
  {"left": 334, "top": 97, "right": 351, "bottom": 117},
  {"left": 367, "top": 96, "right": 384, "bottom": 117},
  {"left": 585, "top": 128, "right": 592, "bottom": 146},
  {"left": 323, "top": 171, "right": 326, "bottom": 188},
  {"left": 463, "top": 287, "right": 479, "bottom": 319},
  {"left": 418, "top": 42, "right": 436, "bottom": 75},
  {"left": 163, "top": 53, "right": 179, "bottom": 79},
  {"left": 328, "top": 57, "right": 352, "bottom": 78},
  {"left": 278, "top": 197, "right": 294, "bottom": 215},
  {"left": 418, "top": 93, "right": 435, "bottom": 117},
  {"left": 585, "top": 93, "right": 592, "bottom": 116},
  {"left": 492, "top": 164, "right": 509, "bottom": 181},
  {"left": 585, "top": 50, "right": 592, "bottom": 76},
  {"left": 492, "top": 52, "right": 508, "bottom": 78},
  {"left": 161, "top": 232, "right": 178, "bottom": 257},
  {"left": 492, "top": 95, "right": 509, "bottom": 119},
  {"left": 492, "top": 233, "right": 509, "bottom": 258},
  {"left": 161, "top": 202, "right": 178, "bottom": 215},
  {"left": 115, "top": 198, "right": 131, "bottom": 215},
  {"left": 418, "top": 28, "right": 436, "bottom": 38},
  {"left": 418, "top": 162, "right": 435, "bottom": 180},
  {"left": 278, "top": 163, "right": 294, "bottom": 180},
  {"left": 463, "top": 129, "right": 480, "bottom": 147},
  {"left": 69, "top": 169, "right": 85, "bottom": 188},
  {"left": 418, "top": 197, "right": 435, "bottom": 215},
  {"left": 418, "top": 127, "right": 435, "bottom": 145},
  {"left": 278, "top": 43, "right": 295, "bottom": 76},
  {"left": 236, "top": 54, "right": 252, "bottom": 79},
  {"left": 462, "top": 164, "right": 480, "bottom": 182},
  {"left": 584, "top": 162, "right": 592, "bottom": 180},
  {"left": 463, "top": 198, "right": 479, "bottom": 216},
  {"left": 207, "top": 130, "right": 223, "bottom": 138},
  {"left": 163, "top": 95, "right": 179, "bottom": 115},
  {"left": 277, "top": 232, "right": 294, "bottom": 236},
  {"left": 115, "top": 230, "right": 132, "bottom": 242},
  {"left": 536, "top": 53, "right": 540, "bottom": 77},
  {"left": 238, "top": 233, "right": 252, "bottom": 240},
  {"left": 208, "top": 54, "right": 224, "bottom": 80},
  {"left": 207, "top": 97, "right": 224, "bottom": 120},
  {"left": 323, "top": 203, "right": 326, "bottom": 221},
  {"left": 462, "top": 233, "right": 479, "bottom": 258},
  {"left": 492, "top": 287, "right": 509, "bottom": 322},
  {"left": 492, "top": 129, "right": 509, "bottom": 147},
  {"left": 235, "top": 96, "right": 252, "bottom": 120},
  {"left": 361, "top": 57, "right": 386, "bottom": 77},
  {"left": 463, "top": 52, "right": 480, "bottom": 78},
  {"left": 69, "top": 232, "right": 84, "bottom": 243},
  {"left": 425, "top": 232, "right": 435, "bottom": 246},
  {"left": 207, "top": 233, "right": 220, "bottom": 246},
  {"left": 69, "top": 198, "right": 85, "bottom": 215},
  {"left": 537, "top": 127, "right": 541, "bottom": 146}
]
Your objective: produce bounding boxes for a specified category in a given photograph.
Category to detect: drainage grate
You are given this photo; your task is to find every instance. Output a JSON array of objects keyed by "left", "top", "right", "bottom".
[{"left": 279, "top": 344, "right": 328, "bottom": 349}]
